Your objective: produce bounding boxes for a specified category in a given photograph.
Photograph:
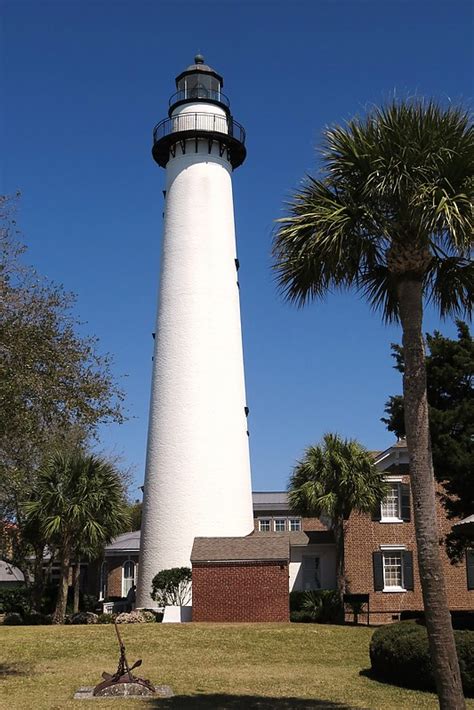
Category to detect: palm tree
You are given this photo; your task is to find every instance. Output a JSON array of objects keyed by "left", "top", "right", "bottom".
[
  {"left": 289, "top": 433, "right": 388, "bottom": 600},
  {"left": 273, "top": 100, "right": 472, "bottom": 709},
  {"left": 24, "top": 452, "right": 130, "bottom": 623}
]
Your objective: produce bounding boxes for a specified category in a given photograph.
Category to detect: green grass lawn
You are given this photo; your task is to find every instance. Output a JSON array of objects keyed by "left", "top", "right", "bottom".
[{"left": 1, "top": 622, "right": 471, "bottom": 709}]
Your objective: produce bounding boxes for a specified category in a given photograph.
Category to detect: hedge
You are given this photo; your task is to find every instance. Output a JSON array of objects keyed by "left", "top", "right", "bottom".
[
  {"left": 289, "top": 590, "right": 341, "bottom": 624},
  {"left": 370, "top": 621, "right": 474, "bottom": 696}
]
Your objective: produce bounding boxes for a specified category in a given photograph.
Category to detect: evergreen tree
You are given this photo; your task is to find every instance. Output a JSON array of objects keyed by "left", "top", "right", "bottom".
[{"left": 383, "top": 322, "right": 473, "bottom": 559}]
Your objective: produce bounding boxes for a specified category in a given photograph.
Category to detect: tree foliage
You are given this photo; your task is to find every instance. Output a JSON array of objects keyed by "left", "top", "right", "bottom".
[
  {"left": 273, "top": 99, "right": 473, "bottom": 707},
  {"left": 150, "top": 567, "right": 192, "bottom": 607},
  {"left": 0, "top": 195, "right": 126, "bottom": 582},
  {"left": 382, "top": 321, "right": 474, "bottom": 558},
  {"left": 273, "top": 100, "right": 472, "bottom": 322},
  {"left": 23, "top": 451, "right": 130, "bottom": 623},
  {"left": 289, "top": 433, "right": 388, "bottom": 597}
]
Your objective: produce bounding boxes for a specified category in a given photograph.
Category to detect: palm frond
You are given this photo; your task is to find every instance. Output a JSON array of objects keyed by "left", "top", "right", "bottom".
[{"left": 273, "top": 99, "right": 474, "bottom": 321}]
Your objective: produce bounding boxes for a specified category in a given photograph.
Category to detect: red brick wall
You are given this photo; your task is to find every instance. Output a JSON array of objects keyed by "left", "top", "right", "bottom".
[
  {"left": 344, "top": 471, "right": 473, "bottom": 623},
  {"left": 192, "top": 561, "right": 289, "bottom": 622}
]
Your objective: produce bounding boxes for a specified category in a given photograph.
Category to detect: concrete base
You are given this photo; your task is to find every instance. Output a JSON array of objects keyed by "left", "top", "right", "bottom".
[
  {"left": 162, "top": 605, "right": 192, "bottom": 623},
  {"left": 74, "top": 685, "right": 173, "bottom": 700}
]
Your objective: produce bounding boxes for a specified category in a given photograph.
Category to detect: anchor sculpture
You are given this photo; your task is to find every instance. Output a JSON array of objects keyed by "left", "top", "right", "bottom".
[{"left": 93, "top": 621, "right": 155, "bottom": 696}]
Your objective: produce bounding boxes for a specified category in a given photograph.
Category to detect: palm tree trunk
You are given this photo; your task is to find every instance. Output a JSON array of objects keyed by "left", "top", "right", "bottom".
[
  {"left": 32, "top": 543, "right": 46, "bottom": 610},
  {"left": 52, "top": 549, "right": 70, "bottom": 624},
  {"left": 397, "top": 277, "right": 465, "bottom": 709},
  {"left": 73, "top": 563, "right": 81, "bottom": 614},
  {"left": 333, "top": 520, "right": 345, "bottom": 622}
]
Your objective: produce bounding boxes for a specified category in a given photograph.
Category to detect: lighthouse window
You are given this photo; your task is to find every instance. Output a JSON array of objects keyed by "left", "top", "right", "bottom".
[{"left": 178, "top": 74, "right": 220, "bottom": 100}]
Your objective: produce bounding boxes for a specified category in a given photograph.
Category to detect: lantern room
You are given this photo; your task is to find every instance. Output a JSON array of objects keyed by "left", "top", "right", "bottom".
[{"left": 169, "top": 54, "right": 230, "bottom": 114}]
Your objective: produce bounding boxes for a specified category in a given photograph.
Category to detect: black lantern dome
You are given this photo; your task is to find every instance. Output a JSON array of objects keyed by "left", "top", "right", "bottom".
[
  {"left": 168, "top": 54, "right": 229, "bottom": 115},
  {"left": 152, "top": 56, "right": 246, "bottom": 170}
]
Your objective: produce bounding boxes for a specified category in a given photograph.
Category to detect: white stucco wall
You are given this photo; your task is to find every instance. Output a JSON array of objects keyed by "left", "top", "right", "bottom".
[
  {"left": 289, "top": 545, "right": 337, "bottom": 592},
  {"left": 137, "top": 108, "right": 253, "bottom": 608}
]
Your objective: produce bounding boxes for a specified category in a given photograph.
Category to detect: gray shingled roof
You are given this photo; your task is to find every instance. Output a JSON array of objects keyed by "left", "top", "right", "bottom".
[
  {"left": 191, "top": 534, "right": 291, "bottom": 562},
  {"left": 0, "top": 560, "right": 25, "bottom": 583},
  {"left": 252, "top": 491, "right": 289, "bottom": 512},
  {"left": 105, "top": 530, "right": 140, "bottom": 553}
]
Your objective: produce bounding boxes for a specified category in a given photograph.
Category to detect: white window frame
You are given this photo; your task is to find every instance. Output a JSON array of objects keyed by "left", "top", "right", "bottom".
[
  {"left": 273, "top": 518, "right": 286, "bottom": 532},
  {"left": 121, "top": 559, "right": 136, "bottom": 598},
  {"left": 380, "top": 478, "right": 403, "bottom": 523},
  {"left": 258, "top": 518, "right": 271, "bottom": 532},
  {"left": 99, "top": 561, "right": 108, "bottom": 601},
  {"left": 380, "top": 545, "right": 406, "bottom": 592},
  {"left": 289, "top": 518, "right": 301, "bottom": 532}
]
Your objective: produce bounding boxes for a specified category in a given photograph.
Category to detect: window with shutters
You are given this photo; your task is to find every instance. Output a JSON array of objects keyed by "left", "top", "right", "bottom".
[
  {"left": 378, "top": 480, "right": 411, "bottom": 522},
  {"left": 373, "top": 547, "right": 413, "bottom": 592},
  {"left": 381, "top": 483, "right": 401, "bottom": 520}
]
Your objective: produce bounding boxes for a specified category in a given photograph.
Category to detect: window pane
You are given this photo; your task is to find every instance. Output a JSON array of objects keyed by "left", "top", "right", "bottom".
[
  {"left": 383, "top": 553, "right": 402, "bottom": 587},
  {"left": 124, "top": 561, "right": 135, "bottom": 579},
  {"left": 289, "top": 518, "right": 301, "bottom": 531},
  {"left": 274, "top": 519, "right": 286, "bottom": 532},
  {"left": 381, "top": 484, "right": 400, "bottom": 518},
  {"left": 258, "top": 519, "right": 270, "bottom": 532}
]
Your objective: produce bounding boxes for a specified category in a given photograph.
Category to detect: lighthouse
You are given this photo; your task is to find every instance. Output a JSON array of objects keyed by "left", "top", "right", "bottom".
[{"left": 137, "top": 56, "right": 254, "bottom": 608}]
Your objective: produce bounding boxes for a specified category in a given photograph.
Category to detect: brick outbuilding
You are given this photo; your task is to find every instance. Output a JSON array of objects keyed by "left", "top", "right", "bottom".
[{"left": 191, "top": 535, "right": 290, "bottom": 622}]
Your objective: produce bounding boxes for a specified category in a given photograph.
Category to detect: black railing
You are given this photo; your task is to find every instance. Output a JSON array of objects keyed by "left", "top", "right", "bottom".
[
  {"left": 153, "top": 112, "right": 246, "bottom": 146},
  {"left": 169, "top": 88, "right": 230, "bottom": 108}
]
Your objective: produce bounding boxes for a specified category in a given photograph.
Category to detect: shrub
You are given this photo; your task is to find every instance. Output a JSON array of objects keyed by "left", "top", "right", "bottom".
[
  {"left": 140, "top": 610, "right": 157, "bottom": 623},
  {"left": 370, "top": 621, "right": 474, "bottom": 696},
  {"left": 151, "top": 567, "right": 192, "bottom": 606},
  {"left": 23, "top": 610, "right": 52, "bottom": 625},
  {"left": 115, "top": 610, "right": 146, "bottom": 624},
  {"left": 97, "top": 613, "right": 117, "bottom": 624},
  {"left": 71, "top": 611, "right": 98, "bottom": 625},
  {"left": 399, "top": 610, "right": 474, "bottom": 631},
  {"left": 290, "top": 610, "right": 315, "bottom": 623},
  {"left": 289, "top": 591, "right": 306, "bottom": 612},
  {"left": 0, "top": 588, "right": 33, "bottom": 616},
  {"left": 3, "top": 612, "right": 23, "bottom": 625},
  {"left": 81, "top": 594, "right": 99, "bottom": 613},
  {"left": 304, "top": 590, "right": 342, "bottom": 623},
  {"left": 289, "top": 590, "right": 342, "bottom": 624}
]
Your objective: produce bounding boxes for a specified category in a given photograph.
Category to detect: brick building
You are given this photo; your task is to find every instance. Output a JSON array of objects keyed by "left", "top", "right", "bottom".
[
  {"left": 191, "top": 536, "right": 290, "bottom": 622},
  {"left": 100, "top": 440, "right": 473, "bottom": 622}
]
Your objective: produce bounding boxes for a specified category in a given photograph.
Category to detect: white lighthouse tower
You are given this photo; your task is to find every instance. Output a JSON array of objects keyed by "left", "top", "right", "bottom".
[{"left": 137, "top": 55, "right": 254, "bottom": 608}]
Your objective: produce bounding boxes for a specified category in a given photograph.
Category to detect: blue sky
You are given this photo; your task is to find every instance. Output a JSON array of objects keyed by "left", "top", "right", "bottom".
[{"left": 2, "top": 0, "right": 473, "bottom": 495}]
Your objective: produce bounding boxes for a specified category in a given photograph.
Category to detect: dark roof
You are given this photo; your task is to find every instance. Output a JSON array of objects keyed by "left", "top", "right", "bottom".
[
  {"left": 191, "top": 534, "right": 290, "bottom": 563},
  {"left": 453, "top": 515, "right": 474, "bottom": 537},
  {"left": 252, "top": 491, "right": 289, "bottom": 512}
]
